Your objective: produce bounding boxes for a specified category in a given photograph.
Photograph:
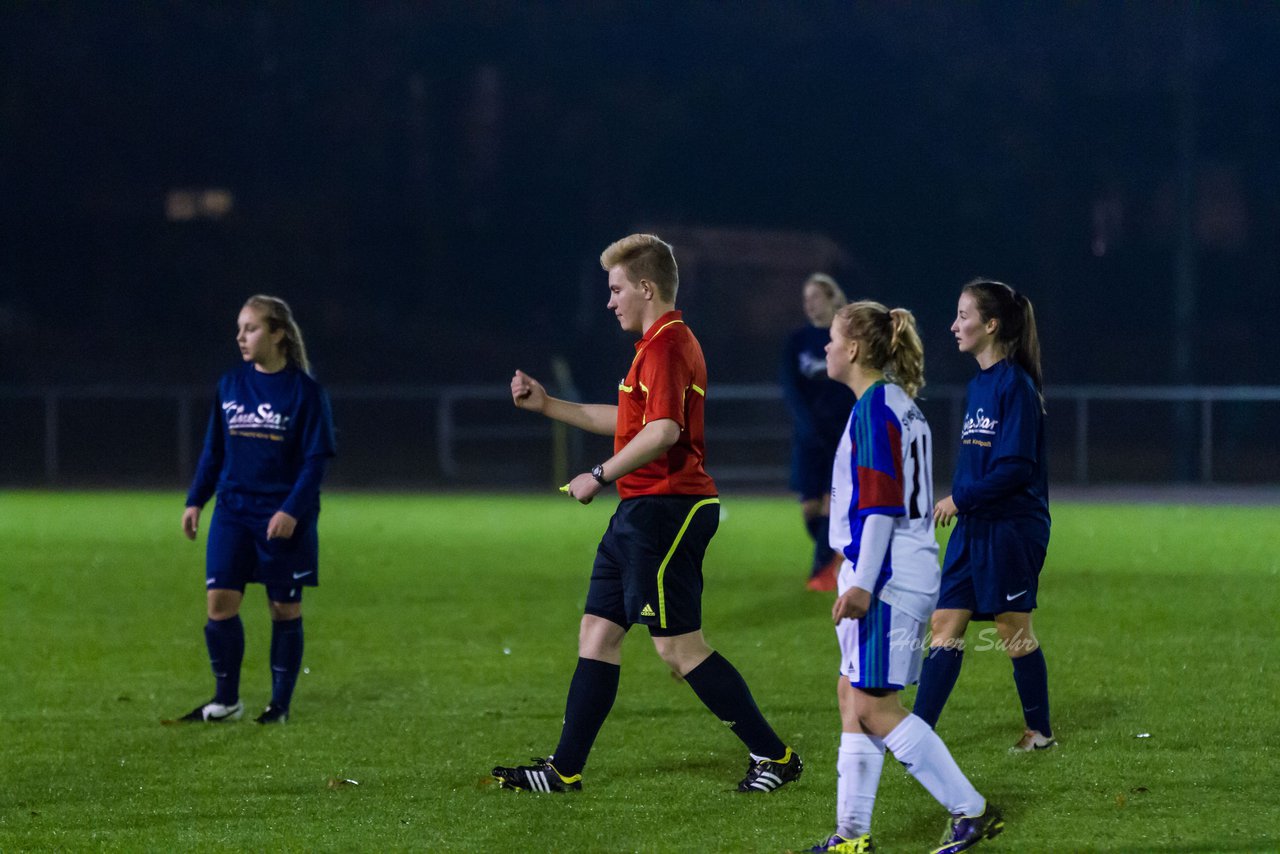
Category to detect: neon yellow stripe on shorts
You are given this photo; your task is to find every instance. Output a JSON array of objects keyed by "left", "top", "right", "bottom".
[{"left": 656, "top": 498, "right": 720, "bottom": 628}]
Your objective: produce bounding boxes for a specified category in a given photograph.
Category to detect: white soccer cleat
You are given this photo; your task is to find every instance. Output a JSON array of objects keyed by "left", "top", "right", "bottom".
[
  {"left": 179, "top": 699, "right": 244, "bottom": 722},
  {"left": 1010, "top": 728, "right": 1056, "bottom": 752}
]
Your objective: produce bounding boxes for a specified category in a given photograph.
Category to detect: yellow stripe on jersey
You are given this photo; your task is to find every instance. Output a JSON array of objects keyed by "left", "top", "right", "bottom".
[
  {"left": 656, "top": 498, "right": 720, "bottom": 628},
  {"left": 618, "top": 382, "right": 633, "bottom": 393},
  {"left": 691, "top": 383, "right": 705, "bottom": 396}
]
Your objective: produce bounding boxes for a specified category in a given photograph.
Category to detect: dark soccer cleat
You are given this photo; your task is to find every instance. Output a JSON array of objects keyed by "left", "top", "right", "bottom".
[
  {"left": 808, "top": 832, "right": 876, "bottom": 853},
  {"left": 931, "top": 802, "right": 1004, "bottom": 854},
  {"left": 491, "top": 758, "right": 582, "bottom": 793},
  {"left": 179, "top": 699, "right": 244, "bottom": 723},
  {"left": 255, "top": 703, "right": 289, "bottom": 724},
  {"left": 737, "top": 746, "right": 803, "bottom": 792}
]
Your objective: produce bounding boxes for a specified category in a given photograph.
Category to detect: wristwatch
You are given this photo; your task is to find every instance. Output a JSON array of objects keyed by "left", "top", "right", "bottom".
[{"left": 591, "top": 463, "right": 609, "bottom": 485}]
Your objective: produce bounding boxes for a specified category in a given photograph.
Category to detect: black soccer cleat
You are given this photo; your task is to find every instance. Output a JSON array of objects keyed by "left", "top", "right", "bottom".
[
  {"left": 254, "top": 703, "right": 289, "bottom": 724},
  {"left": 178, "top": 699, "right": 244, "bottom": 723},
  {"left": 737, "top": 746, "right": 803, "bottom": 792},
  {"left": 932, "top": 802, "right": 1005, "bottom": 854},
  {"left": 491, "top": 758, "right": 582, "bottom": 792}
]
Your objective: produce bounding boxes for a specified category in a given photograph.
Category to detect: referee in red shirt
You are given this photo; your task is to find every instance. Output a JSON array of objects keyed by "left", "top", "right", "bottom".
[{"left": 492, "top": 234, "right": 802, "bottom": 795}]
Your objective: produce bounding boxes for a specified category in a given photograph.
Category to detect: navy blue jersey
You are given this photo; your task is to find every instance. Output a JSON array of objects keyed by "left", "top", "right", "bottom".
[
  {"left": 186, "top": 364, "right": 336, "bottom": 518},
  {"left": 951, "top": 359, "right": 1049, "bottom": 528},
  {"left": 781, "top": 325, "right": 856, "bottom": 445}
]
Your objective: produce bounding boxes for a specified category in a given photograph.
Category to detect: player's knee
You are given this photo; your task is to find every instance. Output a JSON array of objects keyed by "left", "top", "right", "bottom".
[
  {"left": 269, "top": 601, "right": 302, "bottom": 621},
  {"left": 660, "top": 649, "right": 704, "bottom": 677},
  {"left": 577, "top": 616, "right": 625, "bottom": 660},
  {"left": 650, "top": 635, "right": 711, "bottom": 676},
  {"left": 206, "top": 591, "right": 241, "bottom": 620},
  {"left": 994, "top": 616, "right": 1038, "bottom": 656},
  {"left": 929, "top": 620, "right": 960, "bottom": 646}
]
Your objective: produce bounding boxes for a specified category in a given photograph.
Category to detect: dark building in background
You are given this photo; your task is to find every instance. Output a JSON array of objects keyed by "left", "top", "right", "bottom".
[{"left": 2, "top": 4, "right": 1278, "bottom": 391}]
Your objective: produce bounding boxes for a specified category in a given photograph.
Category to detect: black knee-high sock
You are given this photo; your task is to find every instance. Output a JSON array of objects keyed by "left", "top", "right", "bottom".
[
  {"left": 269, "top": 617, "right": 304, "bottom": 710},
  {"left": 683, "top": 652, "right": 787, "bottom": 759},
  {"left": 805, "top": 515, "right": 833, "bottom": 574},
  {"left": 1011, "top": 647, "right": 1052, "bottom": 736},
  {"left": 912, "top": 647, "right": 963, "bottom": 728},
  {"left": 205, "top": 615, "right": 244, "bottom": 705},
  {"left": 551, "top": 657, "right": 621, "bottom": 776}
]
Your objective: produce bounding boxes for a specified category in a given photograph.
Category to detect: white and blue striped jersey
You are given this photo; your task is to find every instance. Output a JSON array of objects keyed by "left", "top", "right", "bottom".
[{"left": 829, "top": 381, "right": 940, "bottom": 622}]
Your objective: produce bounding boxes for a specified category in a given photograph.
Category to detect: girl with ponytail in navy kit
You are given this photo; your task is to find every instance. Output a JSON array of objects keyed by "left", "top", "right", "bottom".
[
  {"left": 913, "top": 279, "right": 1055, "bottom": 753},
  {"left": 178, "top": 295, "right": 336, "bottom": 724}
]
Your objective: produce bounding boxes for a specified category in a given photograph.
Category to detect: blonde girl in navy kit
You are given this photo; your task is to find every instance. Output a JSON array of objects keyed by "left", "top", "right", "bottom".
[
  {"left": 179, "top": 295, "right": 336, "bottom": 724},
  {"left": 913, "top": 279, "right": 1054, "bottom": 752}
]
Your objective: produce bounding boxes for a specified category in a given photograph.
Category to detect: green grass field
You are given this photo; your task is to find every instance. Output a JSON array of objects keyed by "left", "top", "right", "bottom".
[{"left": 1, "top": 491, "right": 1276, "bottom": 853}]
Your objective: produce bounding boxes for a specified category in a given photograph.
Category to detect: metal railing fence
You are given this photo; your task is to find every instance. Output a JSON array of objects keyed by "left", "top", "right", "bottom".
[{"left": 2, "top": 384, "right": 1278, "bottom": 488}]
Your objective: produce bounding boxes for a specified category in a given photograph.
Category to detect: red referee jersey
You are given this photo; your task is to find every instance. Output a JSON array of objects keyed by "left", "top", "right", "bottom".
[{"left": 614, "top": 310, "right": 717, "bottom": 499}]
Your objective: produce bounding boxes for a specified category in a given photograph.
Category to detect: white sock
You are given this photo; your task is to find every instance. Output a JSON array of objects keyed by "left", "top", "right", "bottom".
[
  {"left": 836, "top": 732, "right": 884, "bottom": 837},
  {"left": 882, "top": 714, "right": 984, "bottom": 816}
]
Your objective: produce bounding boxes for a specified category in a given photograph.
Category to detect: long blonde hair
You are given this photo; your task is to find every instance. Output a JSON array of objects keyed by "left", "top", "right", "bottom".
[
  {"left": 244, "top": 295, "right": 311, "bottom": 375},
  {"left": 833, "top": 300, "right": 926, "bottom": 398}
]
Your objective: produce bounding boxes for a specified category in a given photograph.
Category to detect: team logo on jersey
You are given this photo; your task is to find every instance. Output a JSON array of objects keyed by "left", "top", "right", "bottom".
[
  {"left": 223, "top": 400, "right": 291, "bottom": 435},
  {"left": 798, "top": 352, "right": 827, "bottom": 379},
  {"left": 960, "top": 408, "right": 998, "bottom": 439}
]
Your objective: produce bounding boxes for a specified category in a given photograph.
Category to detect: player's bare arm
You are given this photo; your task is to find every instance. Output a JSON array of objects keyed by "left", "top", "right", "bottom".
[
  {"left": 511, "top": 369, "right": 617, "bottom": 436},
  {"left": 566, "top": 418, "right": 680, "bottom": 504}
]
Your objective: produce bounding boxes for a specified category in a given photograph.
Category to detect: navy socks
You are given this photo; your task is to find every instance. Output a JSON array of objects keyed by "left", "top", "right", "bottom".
[
  {"left": 912, "top": 646, "right": 964, "bottom": 728},
  {"left": 804, "top": 514, "right": 834, "bottom": 574},
  {"left": 1011, "top": 647, "right": 1052, "bottom": 736},
  {"left": 552, "top": 657, "right": 621, "bottom": 776},
  {"left": 204, "top": 615, "right": 244, "bottom": 705},
  {"left": 269, "top": 617, "right": 304, "bottom": 711},
  {"left": 683, "top": 652, "right": 787, "bottom": 759}
]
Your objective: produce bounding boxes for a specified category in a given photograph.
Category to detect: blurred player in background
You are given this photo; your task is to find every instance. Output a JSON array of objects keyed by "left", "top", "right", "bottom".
[
  {"left": 915, "top": 279, "right": 1054, "bottom": 753},
  {"left": 802, "top": 301, "right": 1002, "bottom": 854},
  {"left": 177, "top": 295, "right": 336, "bottom": 725},
  {"left": 492, "top": 234, "right": 802, "bottom": 795},
  {"left": 782, "top": 274, "right": 855, "bottom": 591}
]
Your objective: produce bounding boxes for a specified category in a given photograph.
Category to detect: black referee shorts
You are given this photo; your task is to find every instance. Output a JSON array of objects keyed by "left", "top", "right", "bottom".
[{"left": 584, "top": 495, "right": 720, "bottom": 636}]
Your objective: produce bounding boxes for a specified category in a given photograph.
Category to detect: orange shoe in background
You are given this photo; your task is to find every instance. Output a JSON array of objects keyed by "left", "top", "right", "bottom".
[{"left": 805, "top": 555, "right": 840, "bottom": 591}]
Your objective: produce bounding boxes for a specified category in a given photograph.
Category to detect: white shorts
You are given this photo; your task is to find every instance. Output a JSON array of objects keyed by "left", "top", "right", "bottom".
[{"left": 837, "top": 566, "right": 928, "bottom": 690}]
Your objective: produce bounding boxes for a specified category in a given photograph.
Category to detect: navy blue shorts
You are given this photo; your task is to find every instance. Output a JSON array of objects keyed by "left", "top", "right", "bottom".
[
  {"left": 585, "top": 495, "right": 719, "bottom": 636},
  {"left": 937, "top": 516, "right": 1048, "bottom": 620},
  {"left": 790, "top": 437, "right": 837, "bottom": 500},
  {"left": 205, "top": 495, "right": 319, "bottom": 603}
]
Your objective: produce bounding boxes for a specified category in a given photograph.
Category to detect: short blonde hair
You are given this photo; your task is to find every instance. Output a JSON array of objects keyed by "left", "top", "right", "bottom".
[{"left": 600, "top": 234, "right": 679, "bottom": 302}]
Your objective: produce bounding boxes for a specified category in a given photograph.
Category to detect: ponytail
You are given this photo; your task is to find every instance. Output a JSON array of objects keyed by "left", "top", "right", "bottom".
[
  {"left": 887, "top": 307, "right": 926, "bottom": 399},
  {"left": 962, "top": 279, "right": 1044, "bottom": 410},
  {"left": 833, "top": 300, "right": 927, "bottom": 399}
]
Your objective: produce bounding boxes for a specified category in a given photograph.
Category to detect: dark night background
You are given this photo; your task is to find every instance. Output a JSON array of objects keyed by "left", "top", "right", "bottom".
[{"left": 1, "top": 3, "right": 1278, "bottom": 486}]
